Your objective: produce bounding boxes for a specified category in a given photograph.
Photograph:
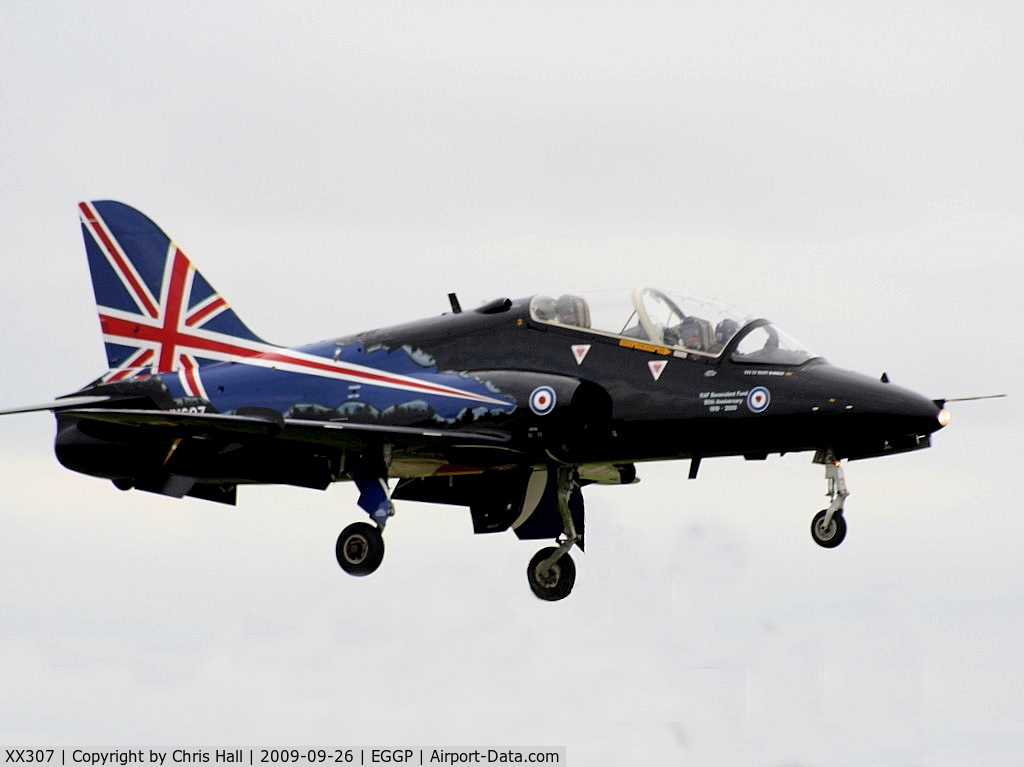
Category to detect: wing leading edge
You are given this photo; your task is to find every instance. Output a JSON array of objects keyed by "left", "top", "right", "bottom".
[{"left": 61, "top": 407, "right": 515, "bottom": 449}]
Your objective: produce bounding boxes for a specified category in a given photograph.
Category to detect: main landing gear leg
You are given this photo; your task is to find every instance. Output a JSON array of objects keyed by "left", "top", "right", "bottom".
[
  {"left": 810, "top": 450, "right": 849, "bottom": 548},
  {"left": 354, "top": 474, "right": 395, "bottom": 529},
  {"left": 336, "top": 455, "right": 393, "bottom": 577},
  {"left": 527, "top": 466, "right": 582, "bottom": 601}
]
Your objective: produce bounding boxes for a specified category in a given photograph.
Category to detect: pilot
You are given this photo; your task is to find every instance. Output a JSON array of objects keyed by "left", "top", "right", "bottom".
[
  {"left": 711, "top": 318, "right": 739, "bottom": 353},
  {"left": 532, "top": 295, "right": 557, "bottom": 322},
  {"left": 555, "top": 294, "right": 580, "bottom": 326},
  {"left": 666, "top": 316, "right": 709, "bottom": 351},
  {"left": 555, "top": 294, "right": 590, "bottom": 327}
]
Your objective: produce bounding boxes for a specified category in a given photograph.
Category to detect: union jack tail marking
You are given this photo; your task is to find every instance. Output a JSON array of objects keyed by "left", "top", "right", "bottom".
[
  {"left": 79, "top": 200, "right": 266, "bottom": 399},
  {"left": 77, "top": 201, "right": 511, "bottom": 409}
]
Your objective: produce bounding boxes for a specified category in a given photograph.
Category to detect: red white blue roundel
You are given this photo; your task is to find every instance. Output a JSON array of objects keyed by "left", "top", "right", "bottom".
[
  {"left": 747, "top": 386, "right": 771, "bottom": 413},
  {"left": 529, "top": 386, "right": 557, "bottom": 416}
]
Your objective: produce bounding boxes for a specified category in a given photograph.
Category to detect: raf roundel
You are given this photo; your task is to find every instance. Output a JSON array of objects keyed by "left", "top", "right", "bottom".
[
  {"left": 746, "top": 386, "right": 771, "bottom": 413},
  {"left": 529, "top": 386, "right": 557, "bottom": 416}
]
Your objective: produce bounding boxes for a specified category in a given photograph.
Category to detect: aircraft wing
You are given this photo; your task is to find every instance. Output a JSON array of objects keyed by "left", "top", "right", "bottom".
[
  {"left": 280, "top": 417, "right": 514, "bottom": 449},
  {"left": 60, "top": 408, "right": 515, "bottom": 450},
  {"left": 62, "top": 407, "right": 287, "bottom": 436}
]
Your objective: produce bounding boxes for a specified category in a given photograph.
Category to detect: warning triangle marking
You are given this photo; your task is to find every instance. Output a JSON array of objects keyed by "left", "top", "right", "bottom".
[
  {"left": 649, "top": 360, "right": 668, "bottom": 381},
  {"left": 571, "top": 345, "right": 591, "bottom": 365}
]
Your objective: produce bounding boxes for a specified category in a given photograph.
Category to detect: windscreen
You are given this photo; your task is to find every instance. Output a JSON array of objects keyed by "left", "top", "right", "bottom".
[{"left": 729, "top": 322, "right": 814, "bottom": 365}]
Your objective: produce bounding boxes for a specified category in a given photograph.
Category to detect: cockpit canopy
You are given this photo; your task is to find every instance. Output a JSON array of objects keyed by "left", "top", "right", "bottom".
[{"left": 529, "top": 287, "right": 815, "bottom": 365}]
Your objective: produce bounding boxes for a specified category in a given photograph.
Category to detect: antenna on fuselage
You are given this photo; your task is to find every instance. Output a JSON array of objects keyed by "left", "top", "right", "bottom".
[{"left": 448, "top": 293, "right": 462, "bottom": 314}]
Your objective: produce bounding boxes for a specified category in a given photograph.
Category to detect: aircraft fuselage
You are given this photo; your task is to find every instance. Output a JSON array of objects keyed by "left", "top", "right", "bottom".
[{"left": 54, "top": 296, "right": 943, "bottom": 491}]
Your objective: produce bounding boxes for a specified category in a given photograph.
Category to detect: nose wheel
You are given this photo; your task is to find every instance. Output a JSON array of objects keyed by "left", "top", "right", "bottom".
[
  {"left": 811, "top": 508, "right": 846, "bottom": 547},
  {"left": 810, "top": 451, "right": 849, "bottom": 548}
]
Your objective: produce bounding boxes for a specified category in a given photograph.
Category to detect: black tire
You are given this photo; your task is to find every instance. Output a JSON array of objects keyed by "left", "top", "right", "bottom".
[
  {"left": 336, "top": 522, "right": 385, "bottom": 576},
  {"left": 810, "top": 509, "right": 847, "bottom": 548},
  {"left": 527, "top": 547, "right": 576, "bottom": 601}
]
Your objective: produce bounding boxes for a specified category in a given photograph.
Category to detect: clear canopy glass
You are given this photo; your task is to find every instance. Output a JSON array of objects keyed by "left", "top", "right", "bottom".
[{"left": 529, "top": 287, "right": 815, "bottom": 364}]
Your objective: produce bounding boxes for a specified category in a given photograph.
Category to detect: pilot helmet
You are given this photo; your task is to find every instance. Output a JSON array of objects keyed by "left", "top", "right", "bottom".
[
  {"left": 532, "top": 295, "right": 557, "bottom": 321},
  {"left": 555, "top": 294, "right": 580, "bottom": 325},
  {"left": 715, "top": 318, "right": 739, "bottom": 345}
]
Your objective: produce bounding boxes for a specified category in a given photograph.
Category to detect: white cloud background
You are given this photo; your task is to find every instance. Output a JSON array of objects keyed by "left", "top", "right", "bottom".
[{"left": 0, "top": 1, "right": 1021, "bottom": 764}]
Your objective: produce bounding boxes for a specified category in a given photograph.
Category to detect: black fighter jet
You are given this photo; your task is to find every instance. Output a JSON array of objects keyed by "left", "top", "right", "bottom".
[{"left": 0, "top": 201, "right": 969, "bottom": 600}]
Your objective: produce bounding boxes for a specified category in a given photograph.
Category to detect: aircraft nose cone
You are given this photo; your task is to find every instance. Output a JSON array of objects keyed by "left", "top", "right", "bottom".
[
  {"left": 802, "top": 363, "right": 947, "bottom": 459},
  {"left": 873, "top": 380, "right": 947, "bottom": 434},
  {"left": 895, "top": 388, "right": 947, "bottom": 435}
]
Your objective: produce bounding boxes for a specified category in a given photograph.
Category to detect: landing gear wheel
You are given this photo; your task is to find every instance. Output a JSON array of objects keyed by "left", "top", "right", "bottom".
[
  {"left": 811, "top": 509, "right": 847, "bottom": 548},
  {"left": 336, "top": 522, "right": 385, "bottom": 576},
  {"left": 527, "top": 547, "right": 576, "bottom": 601}
]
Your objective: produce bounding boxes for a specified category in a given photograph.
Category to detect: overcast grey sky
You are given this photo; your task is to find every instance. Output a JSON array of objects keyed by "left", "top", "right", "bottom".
[{"left": 1, "top": 2, "right": 1022, "bottom": 765}]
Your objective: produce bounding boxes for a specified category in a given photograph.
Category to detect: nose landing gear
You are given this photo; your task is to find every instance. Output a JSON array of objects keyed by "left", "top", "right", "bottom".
[
  {"left": 811, "top": 507, "right": 847, "bottom": 548},
  {"left": 810, "top": 450, "right": 849, "bottom": 548}
]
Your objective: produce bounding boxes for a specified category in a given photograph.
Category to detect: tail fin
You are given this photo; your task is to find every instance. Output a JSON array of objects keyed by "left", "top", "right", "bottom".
[{"left": 78, "top": 200, "right": 269, "bottom": 390}]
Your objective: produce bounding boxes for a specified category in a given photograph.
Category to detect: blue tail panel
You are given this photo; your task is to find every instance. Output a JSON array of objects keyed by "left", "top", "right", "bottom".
[{"left": 77, "top": 200, "right": 269, "bottom": 385}]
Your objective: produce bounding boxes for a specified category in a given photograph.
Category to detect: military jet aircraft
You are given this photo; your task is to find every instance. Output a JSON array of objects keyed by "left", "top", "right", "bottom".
[{"left": 1, "top": 201, "right": 960, "bottom": 600}]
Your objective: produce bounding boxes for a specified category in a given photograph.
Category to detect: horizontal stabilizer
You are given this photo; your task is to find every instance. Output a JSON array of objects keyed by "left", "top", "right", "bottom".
[{"left": 0, "top": 395, "right": 111, "bottom": 416}]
